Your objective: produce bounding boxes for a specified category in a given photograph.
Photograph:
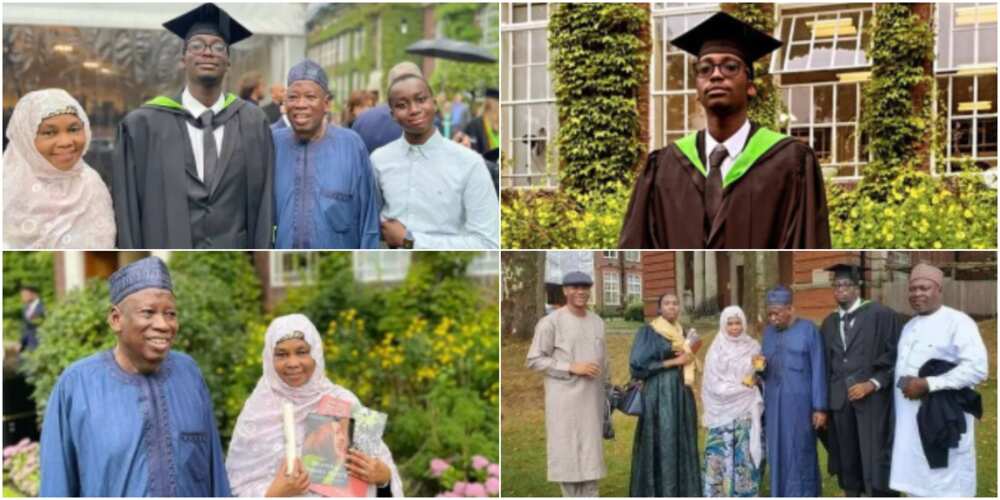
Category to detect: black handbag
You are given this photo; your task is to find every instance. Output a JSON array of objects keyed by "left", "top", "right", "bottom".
[{"left": 617, "top": 380, "right": 643, "bottom": 416}]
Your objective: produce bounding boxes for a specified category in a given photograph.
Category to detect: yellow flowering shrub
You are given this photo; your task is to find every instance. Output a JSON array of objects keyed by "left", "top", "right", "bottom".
[{"left": 501, "top": 181, "right": 631, "bottom": 248}]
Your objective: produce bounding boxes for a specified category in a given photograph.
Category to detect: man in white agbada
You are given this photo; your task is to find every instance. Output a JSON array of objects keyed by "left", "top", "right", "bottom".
[
  {"left": 889, "top": 263, "right": 988, "bottom": 497},
  {"left": 226, "top": 314, "right": 404, "bottom": 497},
  {"left": 526, "top": 271, "right": 609, "bottom": 497}
]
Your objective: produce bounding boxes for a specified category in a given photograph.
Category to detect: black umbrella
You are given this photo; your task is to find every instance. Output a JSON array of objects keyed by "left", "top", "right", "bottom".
[{"left": 405, "top": 38, "right": 497, "bottom": 63}]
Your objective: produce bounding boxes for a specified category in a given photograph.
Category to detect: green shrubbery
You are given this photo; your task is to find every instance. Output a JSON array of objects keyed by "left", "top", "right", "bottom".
[
  {"left": 501, "top": 182, "right": 631, "bottom": 248},
  {"left": 3, "top": 252, "right": 53, "bottom": 341}
]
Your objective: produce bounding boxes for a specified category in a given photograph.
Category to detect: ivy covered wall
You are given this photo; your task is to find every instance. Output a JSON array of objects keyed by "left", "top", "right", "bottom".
[
  {"left": 429, "top": 4, "right": 499, "bottom": 96},
  {"left": 722, "top": 3, "right": 782, "bottom": 131}
]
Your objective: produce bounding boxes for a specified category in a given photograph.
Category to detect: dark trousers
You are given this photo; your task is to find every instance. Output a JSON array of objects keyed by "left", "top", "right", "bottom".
[{"left": 832, "top": 403, "right": 899, "bottom": 497}]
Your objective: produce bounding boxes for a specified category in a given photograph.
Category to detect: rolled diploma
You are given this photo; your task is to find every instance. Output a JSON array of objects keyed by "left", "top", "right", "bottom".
[{"left": 283, "top": 402, "right": 295, "bottom": 475}]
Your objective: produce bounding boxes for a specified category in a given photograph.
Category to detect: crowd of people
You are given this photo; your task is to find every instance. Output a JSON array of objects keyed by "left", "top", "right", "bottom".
[
  {"left": 37, "top": 256, "right": 403, "bottom": 497},
  {"left": 527, "top": 263, "right": 989, "bottom": 497},
  {"left": 2, "top": 2, "right": 500, "bottom": 250}
]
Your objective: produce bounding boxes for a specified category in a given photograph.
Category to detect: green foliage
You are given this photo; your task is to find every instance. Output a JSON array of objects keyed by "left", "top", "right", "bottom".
[
  {"left": 624, "top": 302, "right": 645, "bottom": 322},
  {"left": 724, "top": 3, "right": 782, "bottom": 131},
  {"left": 3, "top": 252, "right": 54, "bottom": 341},
  {"left": 2, "top": 439, "right": 39, "bottom": 497},
  {"left": 860, "top": 4, "right": 934, "bottom": 180},
  {"left": 828, "top": 167, "right": 997, "bottom": 248},
  {"left": 501, "top": 181, "right": 631, "bottom": 248},
  {"left": 550, "top": 3, "right": 649, "bottom": 196}
]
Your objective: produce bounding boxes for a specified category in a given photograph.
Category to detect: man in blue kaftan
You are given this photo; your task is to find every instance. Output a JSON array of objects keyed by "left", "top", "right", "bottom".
[
  {"left": 39, "top": 256, "right": 230, "bottom": 497},
  {"left": 759, "top": 285, "right": 828, "bottom": 497},
  {"left": 273, "top": 59, "right": 381, "bottom": 249}
]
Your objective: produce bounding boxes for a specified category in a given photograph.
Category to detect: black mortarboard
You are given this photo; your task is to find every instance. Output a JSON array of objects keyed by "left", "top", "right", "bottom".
[
  {"left": 826, "top": 263, "right": 863, "bottom": 285},
  {"left": 483, "top": 88, "right": 499, "bottom": 100},
  {"left": 670, "top": 12, "right": 782, "bottom": 68},
  {"left": 163, "top": 3, "right": 252, "bottom": 46}
]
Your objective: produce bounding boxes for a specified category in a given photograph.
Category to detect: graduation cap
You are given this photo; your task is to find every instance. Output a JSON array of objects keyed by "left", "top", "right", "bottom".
[
  {"left": 163, "top": 3, "right": 252, "bottom": 46},
  {"left": 670, "top": 11, "right": 782, "bottom": 77},
  {"left": 826, "top": 263, "right": 863, "bottom": 285},
  {"left": 482, "top": 87, "right": 499, "bottom": 100}
]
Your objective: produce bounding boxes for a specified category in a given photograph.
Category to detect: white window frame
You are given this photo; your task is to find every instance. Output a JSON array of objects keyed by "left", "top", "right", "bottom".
[
  {"left": 468, "top": 252, "right": 500, "bottom": 277},
  {"left": 501, "top": 2, "right": 559, "bottom": 189},
  {"left": 781, "top": 81, "right": 868, "bottom": 181},
  {"left": 352, "top": 252, "right": 412, "bottom": 283},
  {"left": 270, "top": 252, "right": 318, "bottom": 287},
  {"left": 481, "top": 4, "right": 500, "bottom": 51},
  {"left": 771, "top": 7, "right": 874, "bottom": 74},
  {"left": 932, "top": 73, "right": 999, "bottom": 174},
  {"left": 624, "top": 251, "right": 641, "bottom": 263},
  {"left": 935, "top": 3, "right": 998, "bottom": 72},
  {"left": 602, "top": 251, "right": 619, "bottom": 259},
  {"left": 649, "top": 4, "right": 717, "bottom": 150},
  {"left": 603, "top": 270, "right": 621, "bottom": 307},
  {"left": 626, "top": 272, "right": 642, "bottom": 305}
]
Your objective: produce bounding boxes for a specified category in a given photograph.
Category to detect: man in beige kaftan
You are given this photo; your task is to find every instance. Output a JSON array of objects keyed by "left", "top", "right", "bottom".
[{"left": 526, "top": 271, "right": 609, "bottom": 497}]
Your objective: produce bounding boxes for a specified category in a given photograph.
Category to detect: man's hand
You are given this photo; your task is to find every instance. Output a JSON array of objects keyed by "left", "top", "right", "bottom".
[
  {"left": 902, "top": 377, "right": 930, "bottom": 400},
  {"left": 569, "top": 361, "right": 601, "bottom": 378},
  {"left": 812, "top": 411, "right": 827, "bottom": 430},
  {"left": 381, "top": 219, "right": 408, "bottom": 248},
  {"left": 847, "top": 380, "right": 877, "bottom": 401}
]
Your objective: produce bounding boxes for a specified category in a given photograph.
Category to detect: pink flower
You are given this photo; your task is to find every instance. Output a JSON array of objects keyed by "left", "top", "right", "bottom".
[
  {"left": 485, "top": 477, "right": 500, "bottom": 496},
  {"left": 471, "top": 455, "right": 490, "bottom": 470},
  {"left": 430, "top": 458, "right": 451, "bottom": 477},
  {"left": 464, "top": 482, "right": 487, "bottom": 497},
  {"left": 487, "top": 463, "right": 499, "bottom": 478},
  {"left": 452, "top": 481, "right": 468, "bottom": 496}
]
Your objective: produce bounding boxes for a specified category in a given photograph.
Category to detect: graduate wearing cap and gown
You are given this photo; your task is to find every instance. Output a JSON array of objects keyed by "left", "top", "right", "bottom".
[
  {"left": 619, "top": 12, "right": 831, "bottom": 249},
  {"left": 890, "top": 264, "right": 988, "bottom": 497},
  {"left": 759, "top": 285, "right": 827, "bottom": 497},
  {"left": 39, "top": 257, "right": 230, "bottom": 497},
  {"left": 273, "top": 60, "right": 381, "bottom": 249},
  {"left": 112, "top": 3, "right": 274, "bottom": 249},
  {"left": 526, "top": 271, "right": 609, "bottom": 497},
  {"left": 818, "top": 264, "right": 903, "bottom": 497}
]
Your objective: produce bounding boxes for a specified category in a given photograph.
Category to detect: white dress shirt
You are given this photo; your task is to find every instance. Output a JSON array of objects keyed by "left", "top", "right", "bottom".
[
  {"left": 703, "top": 119, "right": 751, "bottom": 179},
  {"left": 371, "top": 130, "right": 500, "bottom": 249},
  {"left": 181, "top": 88, "right": 226, "bottom": 182}
]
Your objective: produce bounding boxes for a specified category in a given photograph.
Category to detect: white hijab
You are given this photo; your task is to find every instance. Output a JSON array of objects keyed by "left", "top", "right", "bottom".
[
  {"left": 3, "top": 89, "right": 115, "bottom": 249},
  {"left": 225, "top": 314, "right": 403, "bottom": 497},
  {"left": 701, "top": 306, "right": 764, "bottom": 466}
]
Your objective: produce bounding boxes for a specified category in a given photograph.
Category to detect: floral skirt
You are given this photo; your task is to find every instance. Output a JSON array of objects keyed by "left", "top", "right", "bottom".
[{"left": 703, "top": 416, "right": 762, "bottom": 497}]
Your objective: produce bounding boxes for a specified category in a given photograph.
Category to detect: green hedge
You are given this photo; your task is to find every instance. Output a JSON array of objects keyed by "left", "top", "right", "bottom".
[
  {"left": 501, "top": 182, "right": 631, "bottom": 248},
  {"left": 550, "top": 3, "right": 649, "bottom": 196}
]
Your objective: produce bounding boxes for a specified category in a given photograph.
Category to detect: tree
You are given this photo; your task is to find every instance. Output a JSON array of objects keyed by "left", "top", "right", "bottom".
[{"left": 501, "top": 252, "right": 546, "bottom": 340}]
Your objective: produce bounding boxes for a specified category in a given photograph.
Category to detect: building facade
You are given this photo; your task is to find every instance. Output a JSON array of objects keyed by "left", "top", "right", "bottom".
[{"left": 501, "top": 2, "right": 998, "bottom": 189}]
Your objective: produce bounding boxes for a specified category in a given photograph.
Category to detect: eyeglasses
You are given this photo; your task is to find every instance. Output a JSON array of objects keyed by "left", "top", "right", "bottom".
[
  {"left": 187, "top": 40, "right": 228, "bottom": 56},
  {"left": 693, "top": 59, "right": 745, "bottom": 79}
]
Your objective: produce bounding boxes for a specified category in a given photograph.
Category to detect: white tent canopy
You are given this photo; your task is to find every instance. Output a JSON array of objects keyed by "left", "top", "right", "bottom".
[{"left": 3, "top": 3, "right": 308, "bottom": 37}]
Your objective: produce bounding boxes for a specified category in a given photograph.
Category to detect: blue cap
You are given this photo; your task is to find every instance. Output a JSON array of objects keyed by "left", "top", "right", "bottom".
[
  {"left": 109, "top": 256, "right": 173, "bottom": 305},
  {"left": 562, "top": 271, "right": 593, "bottom": 287},
  {"left": 765, "top": 285, "right": 793, "bottom": 305},
  {"left": 287, "top": 59, "right": 329, "bottom": 94}
]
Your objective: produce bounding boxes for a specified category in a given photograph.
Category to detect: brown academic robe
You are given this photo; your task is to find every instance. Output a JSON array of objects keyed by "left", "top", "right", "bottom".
[{"left": 619, "top": 124, "right": 831, "bottom": 249}]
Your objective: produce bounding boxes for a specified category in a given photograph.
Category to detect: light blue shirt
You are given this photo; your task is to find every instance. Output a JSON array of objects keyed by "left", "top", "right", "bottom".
[{"left": 371, "top": 130, "right": 500, "bottom": 249}]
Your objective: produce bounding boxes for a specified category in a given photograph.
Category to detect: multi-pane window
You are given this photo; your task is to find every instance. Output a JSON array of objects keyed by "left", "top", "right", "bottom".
[
  {"left": 772, "top": 7, "right": 873, "bottom": 73},
  {"left": 353, "top": 253, "right": 412, "bottom": 283},
  {"left": 936, "top": 3, "right": 997, "bottom": 71},
  {"left": 481, "top": 4, "right": 500, "bottom": 51},
  {"left": 626, "top": 273, "right": 642, "bottom": 305},
  {"left": 468, "top": 252, "right": 500, "bottom": 277},
  {"left": 270, "top": 252, "right": 318, "bottom": 287},
  {"left": 501, "top": 2, "right": 558, "bottom": 188},
  {"left": 625, "top": 251, "right": 641, "bottom": 263},
  {"left": 650, "top": 5, "right": 715, "bottom": 150},
  {"left": 935, "top": 74, "right": 998, "bottom": 172},
  {"left": 781, "top": 82, "right": 868, "bottom": 178},
  {"left": 603, "top": 271, "right": 621, "bottom": 306},
  {"left": 602, "top": 251, "right": 619, "bottom": 259},
  {"left": 353, "top": 28, "right": 365, "bottom": 59}
]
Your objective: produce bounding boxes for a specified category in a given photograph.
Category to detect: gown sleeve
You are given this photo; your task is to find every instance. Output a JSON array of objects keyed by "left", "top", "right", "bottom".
[
  {"left": 628, "top": 325, "right": 674, "bottom": 380},
  {"left": 253, "top": 118, "right": 276, "bottom": 248},
  {"left": 111, "top": 118, "right": 142, "bottom": 249},
  {"left": 39, "top": 375, "right": 79, "bottom": 497},
  {"left": 618, "top": 151, "right": 659, "bottom": 249},
  {"left": 785, "top": 146, "right": 831, "bottom": 249},
  {"left": 871, "top": 306, "right": 903, "bottom": 391}
]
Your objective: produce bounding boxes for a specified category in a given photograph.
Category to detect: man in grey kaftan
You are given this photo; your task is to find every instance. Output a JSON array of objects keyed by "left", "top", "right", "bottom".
[{"left": 526, "top": 271, "right": 609, "bottom": 497}]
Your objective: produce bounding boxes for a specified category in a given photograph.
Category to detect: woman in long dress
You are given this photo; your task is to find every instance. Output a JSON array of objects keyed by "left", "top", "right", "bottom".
[
  {"left": 701, "top": 306, "right": 764, "bottom": 497},
  {"left": 3, "top": 88, "right": 115, "bottom": 248},
  {"left": 628, "top": 292, "right": 701, "bottom": 496},
  {"left": 226, "top": 314, "right": 404, "bottom": 497}
]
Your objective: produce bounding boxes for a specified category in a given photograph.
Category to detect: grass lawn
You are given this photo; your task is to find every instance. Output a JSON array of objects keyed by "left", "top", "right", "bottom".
[{"left": 501, "top": 318, "right": 997, "bottom": 497}]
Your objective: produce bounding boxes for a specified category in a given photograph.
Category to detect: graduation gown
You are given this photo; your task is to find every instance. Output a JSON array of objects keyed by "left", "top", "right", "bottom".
[
  {"left": 761, "top": 318, "right": 827, "bottom": 497},
  {"left": 619, "top": 123, "right": 831, "bottom": 249},
  {"left": 112, "top": 92, "right": 274, "bottom": 249},
  {"left": 820, "top": 301, "right": 902, "bottom": 494}
]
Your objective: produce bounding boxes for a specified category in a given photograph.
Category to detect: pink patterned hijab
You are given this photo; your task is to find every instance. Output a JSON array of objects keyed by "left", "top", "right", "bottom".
[
  {"left": 225, "top": 314, "right": 402, "bottom": 497},
  {"left": 3, "top": 89, "right": 115, "bottom": 248}
]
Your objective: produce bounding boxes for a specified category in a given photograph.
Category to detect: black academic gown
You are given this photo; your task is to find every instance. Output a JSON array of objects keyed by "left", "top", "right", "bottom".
[
  {"left": 112, "top": 92, "right": 274, "bottom": 249},
  {"left": 819, "top": 301, "right": 903, "bottom": 495},
  {"left": 619, "top": 123, "right": 831, "bottom": 249}
]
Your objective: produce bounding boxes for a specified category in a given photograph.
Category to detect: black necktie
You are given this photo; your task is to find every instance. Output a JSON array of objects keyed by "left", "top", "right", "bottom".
[
  {"left": 705, "top": 144, "right": 727, "bottom": 226},
  {"left": 199, "top": 110, "right": 218, "bottom": 185}
]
